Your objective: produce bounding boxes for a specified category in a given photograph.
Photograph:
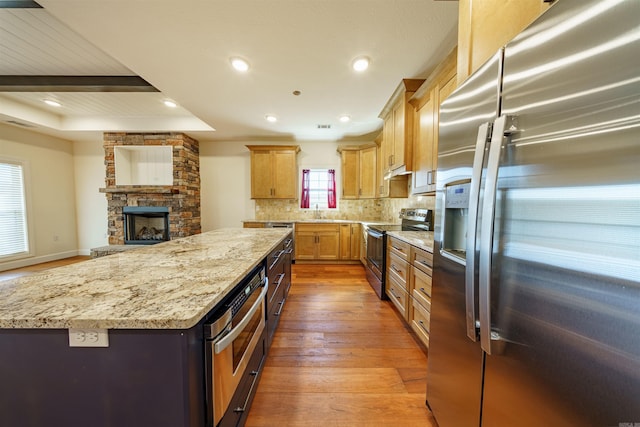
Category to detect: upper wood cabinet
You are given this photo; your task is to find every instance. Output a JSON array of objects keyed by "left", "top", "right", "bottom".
[
  {"left": 409, "top": 48, "right": 457, "bottom": 194},
  {"left": 338, "top": 145, "right": 376, "bottom": 199},
  {"left": 457, "top": 0, "right": 551, "bottom": 85},
  {"left": 246, "top": 145, "right": 300, "bottom": 199},
  {"left": 378, "top": 79, "right": 425, "bottom": 176}
]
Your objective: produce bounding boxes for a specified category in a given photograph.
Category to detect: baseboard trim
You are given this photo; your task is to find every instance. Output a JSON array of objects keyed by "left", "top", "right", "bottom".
[{"left": 0, "top": 250, "right": 80, "bottom": 272}]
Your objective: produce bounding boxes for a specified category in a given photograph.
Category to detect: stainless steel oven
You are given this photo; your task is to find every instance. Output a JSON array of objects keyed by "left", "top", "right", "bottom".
[
  {"left": 204, "top": 265, "right": 267, "bottom": 427},
  {"left": 364, "top": 209, "right": 433, "bottom": 299},
  {"left": 365, "top": 225, "right": 399, "bottom": 299}
]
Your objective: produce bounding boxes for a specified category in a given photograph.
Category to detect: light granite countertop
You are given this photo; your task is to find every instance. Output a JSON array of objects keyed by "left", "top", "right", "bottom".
[
  {"left": 387, "top": 231, "right": 434, "bottom": 253},
  {"left": 0, "top": 228, "right": 291, "bottom": 330}
]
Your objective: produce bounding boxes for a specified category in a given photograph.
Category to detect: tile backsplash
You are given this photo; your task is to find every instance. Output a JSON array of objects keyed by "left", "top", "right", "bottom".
[{"left": 254, "top": 194, "right": 435, "bottom": 223}]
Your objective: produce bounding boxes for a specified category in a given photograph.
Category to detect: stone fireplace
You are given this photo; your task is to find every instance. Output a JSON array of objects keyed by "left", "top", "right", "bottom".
[{"left": 100, "top": 132, "right": 201, "bottom": 245}]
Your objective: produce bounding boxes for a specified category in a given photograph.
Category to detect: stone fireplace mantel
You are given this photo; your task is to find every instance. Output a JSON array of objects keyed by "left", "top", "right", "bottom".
[{"left": 103, "top": 132, "right": 201, "bottom": 245}]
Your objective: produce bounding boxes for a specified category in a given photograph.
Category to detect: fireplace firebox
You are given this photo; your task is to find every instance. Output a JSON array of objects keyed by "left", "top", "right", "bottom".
[{"left": 123, "top": 207, "right": 170, "bottom": 245}]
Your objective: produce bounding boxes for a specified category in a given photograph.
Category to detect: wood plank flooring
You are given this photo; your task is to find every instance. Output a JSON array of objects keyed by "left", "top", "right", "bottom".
[
  {"left": 0, "top": 256, "right": 91, "bottom": 281},
  {"left": 246, "top": 264, "right": 438, "bottom": 427}
]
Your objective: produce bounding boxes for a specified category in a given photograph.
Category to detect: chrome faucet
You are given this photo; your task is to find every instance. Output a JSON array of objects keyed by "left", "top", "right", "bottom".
[{"left": 314, "top": 204, "right": 321, "bottom": 219}]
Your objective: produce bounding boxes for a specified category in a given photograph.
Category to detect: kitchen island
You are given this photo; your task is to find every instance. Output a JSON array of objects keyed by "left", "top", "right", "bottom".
[{"left": 0, "top": 228, "right": 291, "bottom": 427}]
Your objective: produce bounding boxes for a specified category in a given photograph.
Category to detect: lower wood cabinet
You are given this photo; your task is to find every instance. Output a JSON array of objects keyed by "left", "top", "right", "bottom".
[
  {"left": 339, "top": 223, "right": 361, "bottom": 260},
  {"left": 386, "top": 235, "right": 433, "bottom": 348},
  {"left": 295, "top": 222, "right": 361, "bottom": 262}
]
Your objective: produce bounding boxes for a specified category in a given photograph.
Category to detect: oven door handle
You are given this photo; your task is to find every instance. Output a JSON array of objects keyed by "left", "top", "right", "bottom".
[
  {"left": 214, "top": 280, "right": 267, "bottom": 354},
  {"left": 367, "top": 229, "right": 383, "bottom": 239}
]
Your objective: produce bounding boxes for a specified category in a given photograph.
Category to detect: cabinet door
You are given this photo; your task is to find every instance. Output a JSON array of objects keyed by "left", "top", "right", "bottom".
[
  {"left": 377, "top": 136, "right": 390, "bottom": 197},
  {"left": 350, "top": 223, "right": 361, "bottom": 260},
  {"left": 295, "top": 232, "right": 317, "bottom": 260},
  {"left": 412, "top": 93, "right": 436, "bottom": 194},
  {"left": 250, "top": 150, "right": 273, "bottom": 198},
  {"left": 359, "top": 146, "right": 376, "bottom": 199},
  {"left": 341, "top": 150, "right": 359, "bottom": 199},
  {"left": 316, "top": 231, "right": 340, "bottom": 260},
  {"left": 273, "top": 150, "right": 297, "bottom": 198},
  {"left": 391, "top": 100, "right": 404, "bottom": 170},
  {"left": 339, "top": 224, "right": 351, "bottom": 259},
  {"left": 431, "top": 74, "right": 457, "bottom": 189}
]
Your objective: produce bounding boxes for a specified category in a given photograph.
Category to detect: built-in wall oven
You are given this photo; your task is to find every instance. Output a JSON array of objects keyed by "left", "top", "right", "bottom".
[
  {"left": 204, "top": 264, "right": 267, "bottom": 427},
  {"left": 365, "top": 209, "right": 433, "bottom": 299}
]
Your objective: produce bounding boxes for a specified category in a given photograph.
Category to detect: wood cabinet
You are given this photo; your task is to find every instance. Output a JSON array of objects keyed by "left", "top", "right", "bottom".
[
  {"left": 386, "top": 237, "right": 411, "bottom": 321},
  {"left": 246, "top": 145, "right": 300, "bottom": 199},
  {"left": 338, "top": 145, "right": 376, "bottom": 199},
  {"left": 385, "top": 235, "right": 433, "bottom": 348},
  {"left": 295, "top": 223, "right": 340, "bottom": 261},
  {"left": 376, "top": 133, "right": 409, "bottom": 199},
  {"left": 339, "top": 223, "right": 361, "bottom": 261},
  {"left": 457, "top": 0, "right": 550, "bottom": 85},
  {"left": 243, "top": 221, "right": 265, "bottom": 228},
  {"left": 378, "top": 79, "right": 424, "bottom": 177},
  {"left": 409, "top": 48, "right": 457, "bottom": 194}
]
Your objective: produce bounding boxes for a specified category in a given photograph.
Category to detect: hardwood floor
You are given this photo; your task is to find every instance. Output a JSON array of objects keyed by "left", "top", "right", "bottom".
[
  {"left": 246, "top": 264, "right": 438, "bottom": 427},
  {"left": 0, "top": 256, "right": 91, "bottom": 281}
]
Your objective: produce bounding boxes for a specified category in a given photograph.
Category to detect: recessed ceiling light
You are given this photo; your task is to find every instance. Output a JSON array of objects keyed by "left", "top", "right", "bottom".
[
  {"left": 339, "top": 115, "right": 351, "bottom": 123},
  {"left": 265, "top": 114, "right": 277, "bottom": 123},
  {"left": 163, "top": 100, "right": 177, "bottom": 108},
  {"left": 230, "top": 57, "right": 250, "bottom": 72},
  {"left": 352, "top": 56, "right": 370, "bottom": 72},
  {"left": 43, "top": 99, "right": 61, "bottom": 107}
]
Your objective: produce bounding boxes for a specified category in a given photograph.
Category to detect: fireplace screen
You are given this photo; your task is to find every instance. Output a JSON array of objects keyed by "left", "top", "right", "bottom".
[{"left": 123, "top": 207, "right": 169, "bottom": 245}]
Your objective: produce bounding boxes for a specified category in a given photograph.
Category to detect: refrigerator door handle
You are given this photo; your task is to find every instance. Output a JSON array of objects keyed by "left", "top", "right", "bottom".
[
  {"left": 478, "top": 114, "right": 509, "bottom": 355},
  {"left": 465, "top": 122, "right": 491, "bottom": 342}
]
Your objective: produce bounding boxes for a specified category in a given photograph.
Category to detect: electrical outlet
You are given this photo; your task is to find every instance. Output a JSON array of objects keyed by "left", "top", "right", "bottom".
[
  {"left": 53, "top": 235, "right": 59, "bottom": 242},
  {"left": 68, "top": 328, "right": 109, "bottom": 347}
]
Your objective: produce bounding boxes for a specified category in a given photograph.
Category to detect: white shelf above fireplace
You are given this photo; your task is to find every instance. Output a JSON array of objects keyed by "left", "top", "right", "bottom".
[{"left": 115, "top": 146, "right": 173, "bottom": 186}]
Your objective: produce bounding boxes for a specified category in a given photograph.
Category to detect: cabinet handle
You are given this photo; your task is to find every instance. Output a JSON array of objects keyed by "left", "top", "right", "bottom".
[
  {"left": 274, "top": 298, "right": 286, "bottom": 316},
  {"left": 389, "top": 288, "right": 401, "bottom": 300},
  {"left": 418, "top": 320, "right": 428, "bottom": 333},
  {"left": 233, "top": 369, "right": 261, "bottom": 413},
  {"left": 391, "top": 264, "right": 400, "bottom": 273},
  {"left": 420, "top": 287, "right": 430, "bottom": 296}
]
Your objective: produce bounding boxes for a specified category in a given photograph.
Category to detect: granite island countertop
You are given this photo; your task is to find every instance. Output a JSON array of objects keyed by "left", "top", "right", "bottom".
[
  {"left": 0, "top": 228, "right": 291, "bottom": 330},
  {"left": 387, "top": 231, "right": 434, "bottom": 253}
]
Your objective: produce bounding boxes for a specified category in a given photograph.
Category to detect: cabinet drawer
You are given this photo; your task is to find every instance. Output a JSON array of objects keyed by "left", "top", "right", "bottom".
[
  {"left": 412, "top": 267, "right": 432, "bottom": 310},
  {"left": 411, "top": 298, "right": 430, "bottom": 348},
  {"left": 411, "top": 246, "right": 433, "bottom": 275},
  {"left": 388, "top": 237, "right": 410, "bottom": 261},
  {"left": 387, "top": 252, "right": 409, "bottom": 290},
  {"left": 295, "top": 223, "right": 340, "bottom": 232},
  {"left": 386, "top": 275, "right": 408, "bottom": 321}
]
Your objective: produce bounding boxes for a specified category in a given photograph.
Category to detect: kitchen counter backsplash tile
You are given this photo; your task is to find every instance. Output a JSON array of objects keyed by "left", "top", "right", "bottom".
[
  {"left": 0, "top": 228, "right": 290, "bottom": 330},
  {"left": 253, "top": 195, "right": 434, "bottom": 223}
]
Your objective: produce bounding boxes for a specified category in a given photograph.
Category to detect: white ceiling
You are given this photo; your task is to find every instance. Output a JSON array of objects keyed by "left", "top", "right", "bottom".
[{"left": 0, "top": 0, "right": 458, "bottom": 143}]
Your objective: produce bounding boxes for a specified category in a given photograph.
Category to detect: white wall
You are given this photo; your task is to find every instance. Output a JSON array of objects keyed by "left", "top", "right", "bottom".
[
  {"left": 0, "top": 123, "right": 79, "bottom": 270},
  {"left": 200, "top": 140, "right": 342, "bottom": 230},
  {"left": 73, "top": 139, "right": 108, "bottom": 254}
]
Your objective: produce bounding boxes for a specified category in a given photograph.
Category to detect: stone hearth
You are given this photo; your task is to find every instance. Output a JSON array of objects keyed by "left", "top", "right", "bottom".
[{"left": 100, "top": 132, "right": 201, "bottom": 245}]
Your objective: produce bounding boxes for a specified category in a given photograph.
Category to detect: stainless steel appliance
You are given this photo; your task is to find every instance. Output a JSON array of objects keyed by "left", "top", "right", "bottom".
[
  {"left": 365, "top": 209, "right": 433, "bottom": 298},
  {"left": 204, "top": 264, "right": 267, "bottom": 427},
  {"left": 427, "top": 1, "right": 640, "bottom": 426}
]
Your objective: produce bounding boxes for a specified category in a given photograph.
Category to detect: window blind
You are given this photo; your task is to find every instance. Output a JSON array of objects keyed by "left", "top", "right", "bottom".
[{"left": 0, "top": 161, "right": 29, "bottom": 258}]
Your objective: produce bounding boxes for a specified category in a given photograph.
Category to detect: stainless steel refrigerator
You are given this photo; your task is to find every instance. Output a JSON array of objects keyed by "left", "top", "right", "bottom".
[{"left": 427, "top": 0, "right": 640, "bottom": 426}]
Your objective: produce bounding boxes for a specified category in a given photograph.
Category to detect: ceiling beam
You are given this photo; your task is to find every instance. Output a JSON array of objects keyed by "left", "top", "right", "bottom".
[
  {"left": 0, "top": 76, "right": 159, "bottom": 92},
  {"left": 0, "top": 1, "right": 42, "bottom": 8}
]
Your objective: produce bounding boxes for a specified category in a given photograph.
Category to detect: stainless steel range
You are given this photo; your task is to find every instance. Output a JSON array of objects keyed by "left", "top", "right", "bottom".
[{"left": 365, "top": 208, "right": 433, "bottom": 299}]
